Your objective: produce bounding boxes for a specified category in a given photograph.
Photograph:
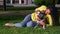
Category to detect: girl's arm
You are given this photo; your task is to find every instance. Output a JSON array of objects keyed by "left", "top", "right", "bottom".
[{"left": 46, "top": 14, "right": 53, "bottom": 26}]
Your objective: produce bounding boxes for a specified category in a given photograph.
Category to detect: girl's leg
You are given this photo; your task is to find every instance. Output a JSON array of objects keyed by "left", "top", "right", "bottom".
[
  {"left": 27, "top": 21, "right": 37, "bottom": 27},
  {"left": 5, "top": 14, "right": 31, "bottom": 27}
]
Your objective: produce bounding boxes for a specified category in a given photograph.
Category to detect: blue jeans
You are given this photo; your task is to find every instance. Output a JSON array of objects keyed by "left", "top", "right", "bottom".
[{"left": 14, "top": 14, "right": 37, "bottom": 27}]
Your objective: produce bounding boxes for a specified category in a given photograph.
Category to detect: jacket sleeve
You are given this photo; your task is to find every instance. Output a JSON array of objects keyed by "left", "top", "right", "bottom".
[
  {"left": 46, "top": 14, "right": 53, "bottom": 26},
  {"left": 31, "top": 13, "right": 37, "bottom": 22}
]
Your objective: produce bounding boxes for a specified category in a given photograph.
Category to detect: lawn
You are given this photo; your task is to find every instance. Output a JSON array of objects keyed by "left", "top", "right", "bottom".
[
  {"left": 0, "top": 13, "right": 59, "bottom": 34},
  {"left": 0, "top": 20, "right": 60, "bottom": 34},
  {"left": 0, "top": 7, "right": 60, "bottom": 34}
]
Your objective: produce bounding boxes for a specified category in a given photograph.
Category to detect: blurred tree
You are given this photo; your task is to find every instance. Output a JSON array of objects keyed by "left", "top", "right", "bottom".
[
  {"left": 34, "top": 0, "right": 53, "bottom": 6},
  {"left": 3, "top": 0, "right": 6, "bottom": 11},
  {"left": 52, "top": 0, "right": 59, "bottom": 25}
]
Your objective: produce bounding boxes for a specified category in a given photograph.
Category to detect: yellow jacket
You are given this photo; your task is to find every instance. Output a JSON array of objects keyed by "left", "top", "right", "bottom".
[
  {"left": 32, "top": 5, "right": 53, "bottom": 26},
  {"left": 31, "top": 13, "right": 53, "bottom": 26},
  {"left": 31, "top": 13, "right": 37, "bottom": 22},
  {"left": 46, "top": 14, "right": 53, "bottom": 26}
]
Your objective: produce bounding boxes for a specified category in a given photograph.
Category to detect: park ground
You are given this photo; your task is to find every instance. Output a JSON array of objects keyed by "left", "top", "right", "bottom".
[
  {"left": 0, "top": 20, "right": 60, "bottom": 34},
  {"left": 0, "top": 8, "right": 60, "bottom": 34}
]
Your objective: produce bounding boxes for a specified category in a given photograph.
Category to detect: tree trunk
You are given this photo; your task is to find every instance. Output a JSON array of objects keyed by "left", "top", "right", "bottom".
[
  {"left": 3, "top": 0, "right": 6, "bottom": 11},
  {"left": 52, "top": 0, "right": 59, "bottom": 26}
]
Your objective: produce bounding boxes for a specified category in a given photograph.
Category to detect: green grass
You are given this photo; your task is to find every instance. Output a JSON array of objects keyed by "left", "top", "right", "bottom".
[
  {"left": 0, "top": 20, "right": 60, "bottom": 34},
  {"left": 0, "top": 15, "right": 25, "bottom": 20},
  {"left": 0, "top": 7, "right": 60, "bottom": 34},
  {"left": 0, "top": 14, "right": 60, "bottom": 34},
  {"left": 0, "top": 15, "right": 59, "bottom": 34}
]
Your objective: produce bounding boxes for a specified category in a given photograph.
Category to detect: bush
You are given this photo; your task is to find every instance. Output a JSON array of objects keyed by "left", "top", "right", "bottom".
[
  {"left": 6, "top": 6, "right": 37, "bottom": 10},
  {"left": 45, "top": 0, "right": 53, "bottom": 6},
  {"left": 0, "top": 6, "right": 37, "bottom": 11},
  {"left": 34, "top": 0, "right": 59, "bottom": 6},
  {"left": 55, "top": 0, "right": 58, "bottom": 4},
  {"left": 34, "top": 0, "right": 43, "bottom": 6}
]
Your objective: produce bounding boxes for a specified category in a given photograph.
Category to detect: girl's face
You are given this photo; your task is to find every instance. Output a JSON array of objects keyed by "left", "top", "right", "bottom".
[{"left": 45, "top": 9, "right": 50, "bottom": 14}]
